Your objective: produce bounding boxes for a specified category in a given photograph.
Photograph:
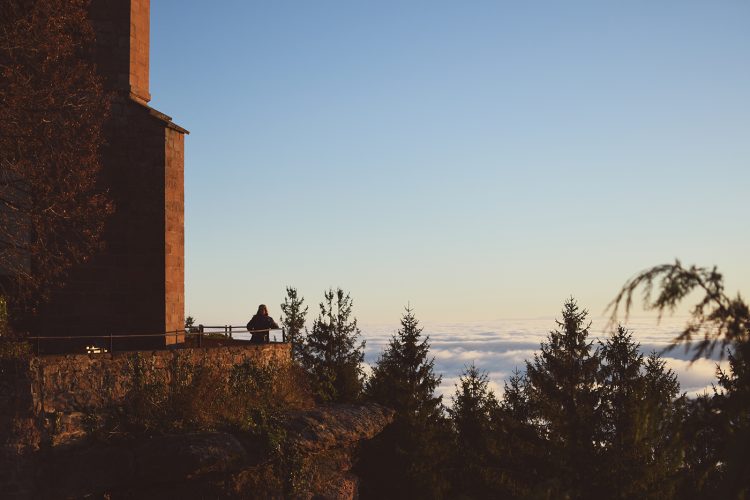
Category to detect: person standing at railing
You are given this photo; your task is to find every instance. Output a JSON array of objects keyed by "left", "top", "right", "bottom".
[{"left": 247, "top": 304, "right": 279, "bottom": 343}]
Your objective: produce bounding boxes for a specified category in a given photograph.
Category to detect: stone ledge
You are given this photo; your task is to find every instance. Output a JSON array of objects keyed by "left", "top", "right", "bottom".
[{"left": 285, "top": 403, "right": 396, "bottom": 454}]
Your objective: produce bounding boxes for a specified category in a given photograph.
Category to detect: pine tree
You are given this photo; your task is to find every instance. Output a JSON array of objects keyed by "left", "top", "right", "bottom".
[
  {"left": 679, "top": 394, "right": 723, "bottom": 499},
  {"left": 300, "top": 288, "right": 365, "bottom": 403},
  {"left": 494, "top": 368, "right": 543, "bottom": 498},
  {"left": 642, "top": 352, "right": 685, "bottom": 495},
  {"left": 279, "top": 286, "right": 308, "bottom": 360},
  {"left": 598, "top": 327, "right": 684, "bottom": 498},
  {"left": 448, "top": 363, "right": 501, "bottom": 499},
  {"left": 610, "top": 261, "right": 750, "bottom": 496},
  {"left": 358, "top": 306, "right": 449, "bottom": 499},
  {"left": 608, "top": 260, "right": 749, "bottom": 359},
  {"left": 710, "top": 339, "right": 750, "bottom": 498},
  {"left": 365, "top": 306, "right": 442, "bottom": 419},
  {"left": 524, "top": 298, "right": 601, "bottom": 498},
  {"left": 501, "top": 369, "right": 530, "bottom": 423},
  {"left": 599, "top": 325, "right": 645, "bottom": 494},
  {"left": 450, "top": 363, "right": 499, "bottom": 447}
]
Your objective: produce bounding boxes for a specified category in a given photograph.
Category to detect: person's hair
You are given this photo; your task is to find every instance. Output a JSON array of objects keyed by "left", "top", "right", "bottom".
[{"left": 257, "top": 304, "right": 268, "bottom": 315}]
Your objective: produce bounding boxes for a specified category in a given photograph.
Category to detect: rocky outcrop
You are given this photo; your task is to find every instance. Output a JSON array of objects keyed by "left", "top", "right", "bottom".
[
  {"left": 0, "top": 347, "right": 394, "bottom": 499},
  {"left": 281, "top": 403, "right": 396, "bottom": 499},
  {"left": 285, "top": 403, "right": 396, "bottom": 453},
  {"left": 34, "top": 404, "right": 394, "bottom": 499}
]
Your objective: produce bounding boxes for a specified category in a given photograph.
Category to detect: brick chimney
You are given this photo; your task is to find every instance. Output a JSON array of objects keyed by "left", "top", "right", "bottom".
[{"left": 89, "top": 0, "right": 152, "bottom": 104}]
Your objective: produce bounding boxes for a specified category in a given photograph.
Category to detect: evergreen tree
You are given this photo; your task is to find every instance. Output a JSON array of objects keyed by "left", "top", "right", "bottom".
[
  {"left": 448, "top": 363, "right": 501, "bottom": 499},
  {"left": 300, "top": 288, "right": 364, "bottom": 403},
  {"left": 500, "top": 368, "right": 530, "bottom": 423},
  {"left": 279, "top": 286, "right": 308, "bottom": 360},
  {"left": 598, "top": 325, "right": 646, "bottom": 496},
  {"left": 365, "top": 306, "right": 442, "bottom": 419},
  {"left": 679, "top": 395, "right": 718, "bottom": 498},
  {"left": 358, "top": 306, "right": 449, "bottom": 499},
  {"left": 608, "top": 260, "right": 749, "bottom": 359},
  {"left": 494, "top": 368, "right": 544, "bottom": 498},
  {"left": 610, "top": 261, "right": 750, "bottom": 496},
  {"left": 641, "top": 352, "right": 685, "bottom": 496},
  {"left": 524, "top": 298, "right": 601, "bottom": 498},
  {"left": 710, "top": 339, "right": 750, "bottom": 498},
  {"left": 598, "top": 327, "right": 684, "bottom": 498}
]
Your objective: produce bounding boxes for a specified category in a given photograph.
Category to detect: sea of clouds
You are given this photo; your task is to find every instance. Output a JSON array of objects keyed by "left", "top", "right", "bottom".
[
  {"left": 359, "top": 316, "right": 729, "bottom": 402},
  {"left": 235, "top": 315, "right": 729, "bottom": 401}
]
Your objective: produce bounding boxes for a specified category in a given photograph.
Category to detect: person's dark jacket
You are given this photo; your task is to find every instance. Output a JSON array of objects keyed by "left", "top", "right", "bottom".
[{"left": 247, "top": 314, "right": 279, "bottom": 343}]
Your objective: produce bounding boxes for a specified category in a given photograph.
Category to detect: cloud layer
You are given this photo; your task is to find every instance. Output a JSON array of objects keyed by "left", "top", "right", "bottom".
[{"left": 361, "top": 316, "right": 729, "bottom": 401}]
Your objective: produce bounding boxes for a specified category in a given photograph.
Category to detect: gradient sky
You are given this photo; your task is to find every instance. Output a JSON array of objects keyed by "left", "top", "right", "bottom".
[{"left": 148, "top": 1, "right": 749, "bottom": 325}]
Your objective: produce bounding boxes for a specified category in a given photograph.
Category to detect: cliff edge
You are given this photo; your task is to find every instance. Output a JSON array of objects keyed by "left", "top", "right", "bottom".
[{"left": 0, "top": 346, "right": 394, "bottom": 499}]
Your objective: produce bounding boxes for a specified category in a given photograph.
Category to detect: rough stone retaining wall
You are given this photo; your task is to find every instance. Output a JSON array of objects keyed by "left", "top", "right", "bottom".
[
  {"left": 0, "top": 344, "right": 290, "bottom": 497},
  {"left": 34, "top": 343, "right": 289, "bottom": 416}
]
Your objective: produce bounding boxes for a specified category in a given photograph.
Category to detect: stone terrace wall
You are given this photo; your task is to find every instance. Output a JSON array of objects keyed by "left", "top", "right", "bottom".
[
  {"left": 34, "top": 343, "right": 289, "bottom": 417},
  {"left": 0, "top": 344, "right": 290, "bottom": 497}
]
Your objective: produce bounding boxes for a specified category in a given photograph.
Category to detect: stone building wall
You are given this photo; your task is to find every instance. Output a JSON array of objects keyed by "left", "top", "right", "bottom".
[
  {"left": 34, "top": 0, "right": 188, "bottom": 347},
  {"left": 165, "top": 127, "right": 185, "bottom": 343},
  {"left": 128, "top": 0, "right": 151, "bottom": 104}
]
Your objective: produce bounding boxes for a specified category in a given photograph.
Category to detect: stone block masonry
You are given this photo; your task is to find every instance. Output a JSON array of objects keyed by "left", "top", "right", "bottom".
[
  {"left": 165, "top": 127, "right": 185, "bottom": 344},
  {"left": 128, "top": 0, "right": 151, "bottom": 104},
  {"left": 0, "top": 344, "right": 291, "bottom": 497},
  {"left": 37, "top": 343, "right": 290, "bottom": 418},
  {"left": 34, "top": 0, "right": 188, "bottom": 347}
]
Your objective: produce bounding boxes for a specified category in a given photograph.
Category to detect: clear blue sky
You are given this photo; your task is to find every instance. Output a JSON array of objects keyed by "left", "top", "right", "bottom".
[{"left": 149, "top": 1, "right": 749, "bottom": 325}]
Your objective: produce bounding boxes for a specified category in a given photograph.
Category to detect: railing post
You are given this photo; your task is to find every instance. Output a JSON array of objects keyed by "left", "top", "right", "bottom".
[
  {"left": 282, "top": 328, "right": 286, "bottom": 343},
  {"left": 229, "top": 325, "right": 233, "bottom": 339},
  {"left": 109, "top": 330, "right": 113, "bottom": 354}
]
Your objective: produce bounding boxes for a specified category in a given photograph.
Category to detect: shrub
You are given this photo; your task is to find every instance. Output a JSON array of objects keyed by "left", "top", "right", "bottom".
[{"left": 118, "top": 353, "right": 313, "bottom": 437}]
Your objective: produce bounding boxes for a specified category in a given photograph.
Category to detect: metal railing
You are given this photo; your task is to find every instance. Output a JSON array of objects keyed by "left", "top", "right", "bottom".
[
  {"left": 194, "top": 325, "right": 286, "bottom": 343},
  {"left": 25, "top": 326, "right": 286, "bottom": 355},
  {"left": 195, "top": 324, "right": 286, "bottom": 343}
]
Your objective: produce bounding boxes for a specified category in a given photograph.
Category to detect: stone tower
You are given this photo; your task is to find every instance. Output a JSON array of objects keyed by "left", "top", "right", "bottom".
[{"left": 36, "top": 0, "right": 187, "bottom": 350}]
